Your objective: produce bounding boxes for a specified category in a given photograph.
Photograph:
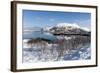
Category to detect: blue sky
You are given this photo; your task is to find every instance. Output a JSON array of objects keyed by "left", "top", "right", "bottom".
[{"left": 23, "top": 10, "right": 91, "bottom": 29}]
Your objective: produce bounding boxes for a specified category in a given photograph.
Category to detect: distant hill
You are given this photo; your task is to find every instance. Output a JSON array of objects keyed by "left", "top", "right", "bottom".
[{"left": 44, "top": 23, "right": 91, "bottom": 35}]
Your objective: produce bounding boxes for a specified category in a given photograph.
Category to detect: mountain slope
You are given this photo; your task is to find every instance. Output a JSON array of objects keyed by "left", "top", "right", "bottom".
[{"left": 45, "top": 23, "right": 90, "bottom": 35}]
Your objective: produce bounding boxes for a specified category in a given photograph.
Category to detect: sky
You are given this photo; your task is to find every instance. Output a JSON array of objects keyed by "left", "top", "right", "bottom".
[{"left": 23, "top": 10, "right": 91, "bottom": 29}]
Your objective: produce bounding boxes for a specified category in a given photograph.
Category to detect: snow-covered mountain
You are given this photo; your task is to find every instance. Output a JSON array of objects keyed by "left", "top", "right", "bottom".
[
  {"left": 56, "top": 23, "right": 80, "bottom": 29},
  {"left": 45, "top": 23, "right": 90, "bottom": 35}
]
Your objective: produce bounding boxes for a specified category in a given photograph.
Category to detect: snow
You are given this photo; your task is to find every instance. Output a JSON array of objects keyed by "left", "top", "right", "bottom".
[
  {"left": 81, "top": 27, "right": 90, "bottom": 32},
  {"left": 56, "top": 23, "right": 80, "bottom": 28},
  {"left": 23, "top": 45, "right": 59, "bottom": 63},
  {"left": 64, "top": 45, "right": 91, "bottom": 60},
  {"left": 54, "top": 23, "right": 90, "bottom": 32},
  {"left": 22, "top": 38, "right": 91, "bottom": 63},
  {"left": 44, "top": 26, "right": 53, "bottom": 31},
  {"left": 56, "top": 36, "right": 72, "bottom": 40},
  {"left": 23, "top": 39, "right": 30, "bottom": 48},
  {"left": 22, "top": 22, "right": 91, "bottom": 63}
]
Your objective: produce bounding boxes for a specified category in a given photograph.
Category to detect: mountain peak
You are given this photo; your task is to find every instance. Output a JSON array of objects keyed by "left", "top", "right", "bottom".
[
  {"left": 55, "top": 23, "right": 90, "bottom": 32},
  {"left": 56, "top": 23, "right": 80, "bottom": 28}
]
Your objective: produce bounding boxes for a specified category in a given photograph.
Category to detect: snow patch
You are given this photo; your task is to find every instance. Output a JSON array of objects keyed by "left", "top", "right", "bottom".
[
  {"left": 81, "top": 27, "right": 90, "bottom": 32},
  {"left": 56, "top": 23, "right": 80, "bottom": 28},
  {"left": 53, "top": 23, "right": 90, "bottom": 32}
]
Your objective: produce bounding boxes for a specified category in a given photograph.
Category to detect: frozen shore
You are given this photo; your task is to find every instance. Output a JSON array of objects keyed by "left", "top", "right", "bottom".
[{"left": 22, "top": 39, "right": 91, "bottom": 63}]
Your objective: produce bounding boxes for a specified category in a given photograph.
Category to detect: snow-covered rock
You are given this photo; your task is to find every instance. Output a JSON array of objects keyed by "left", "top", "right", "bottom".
[
  {"left": 56, "top": 23, "right": 80, "bottom": 29},
  {"left": 45, "top": 23, "right": 90, "bottom": 33}
]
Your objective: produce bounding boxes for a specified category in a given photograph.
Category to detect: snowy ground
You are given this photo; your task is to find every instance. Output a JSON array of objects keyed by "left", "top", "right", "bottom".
[{"left": 22, "top": 39, "right": 91, "bottom": 63}]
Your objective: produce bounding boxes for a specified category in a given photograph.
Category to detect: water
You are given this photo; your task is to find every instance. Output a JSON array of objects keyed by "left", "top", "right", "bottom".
[{"left": 23, "top": 31, "right": 57, "bottom": 42}]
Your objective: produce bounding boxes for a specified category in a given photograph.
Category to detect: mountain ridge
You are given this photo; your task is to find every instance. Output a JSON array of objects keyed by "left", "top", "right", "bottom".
[{"left": 44, "top": 23, "right": 90, "bottom": 35}]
